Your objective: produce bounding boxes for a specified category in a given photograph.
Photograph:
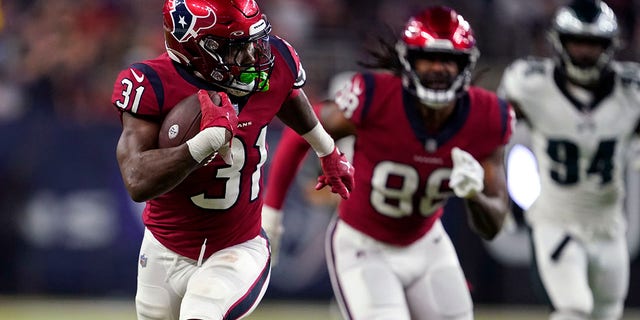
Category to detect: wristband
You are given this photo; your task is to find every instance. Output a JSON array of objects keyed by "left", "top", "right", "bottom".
[
  {"left": 302, "top": 123, "right": 335, "bottom": 157},
  {"left": 186, "top": 127, "right": 228, "bottom": 163}
]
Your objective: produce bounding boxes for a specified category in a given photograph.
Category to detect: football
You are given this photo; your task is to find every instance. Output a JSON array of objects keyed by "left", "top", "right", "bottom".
[{"left": 158, "top": 91, "right": 221, "bottom": 148}]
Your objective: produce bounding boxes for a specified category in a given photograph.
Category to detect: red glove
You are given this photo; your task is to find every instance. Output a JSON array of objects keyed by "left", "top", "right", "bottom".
[
  {"left": 198, "top": 90, "right": 238, "bottom": 134},
  {"left": 316, "top": 147, "right": 355, "bottom": 200}
]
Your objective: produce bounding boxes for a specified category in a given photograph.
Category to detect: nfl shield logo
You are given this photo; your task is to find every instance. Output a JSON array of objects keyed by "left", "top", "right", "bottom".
[{"left": 139, "top": 254, "right": 148, "bottom": 268}]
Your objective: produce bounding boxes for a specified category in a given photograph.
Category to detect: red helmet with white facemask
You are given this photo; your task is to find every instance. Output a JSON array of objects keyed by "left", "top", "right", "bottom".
[
  {"left": 163, "top": 0, "right": 274, "bottom": 96},
  {"left": 396, "top": 6, "right": 479, "bottom": 109}
]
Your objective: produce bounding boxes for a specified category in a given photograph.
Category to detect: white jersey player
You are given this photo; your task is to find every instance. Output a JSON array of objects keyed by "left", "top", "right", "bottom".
[{"left": 499, "top": 1, "right": 640, "bottom": 319}]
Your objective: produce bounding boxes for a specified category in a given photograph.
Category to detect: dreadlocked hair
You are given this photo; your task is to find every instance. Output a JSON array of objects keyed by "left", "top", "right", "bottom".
[{"left": 357, "top": 24, "right": 403, "bottom": 74}]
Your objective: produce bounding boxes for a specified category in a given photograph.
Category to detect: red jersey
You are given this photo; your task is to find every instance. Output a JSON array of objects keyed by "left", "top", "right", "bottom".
[
  {"left": 336, "top": 72, "right": 513, "bottom": 245},
  {"left": 111, "top": 36, "right": 304, "bottom": 260}
]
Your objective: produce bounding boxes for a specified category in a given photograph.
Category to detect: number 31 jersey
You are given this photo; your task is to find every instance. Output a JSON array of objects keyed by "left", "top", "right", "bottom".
[
  {"left": 111, "top": 37, "right": 305, "bottom": 260},
  {"left": 499, "top": 58, "right": 640, "bottom": 238}
]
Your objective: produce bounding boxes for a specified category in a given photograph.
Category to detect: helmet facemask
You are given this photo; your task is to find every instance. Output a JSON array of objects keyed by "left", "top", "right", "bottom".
[
  {"left": 198, "top": 29, "right": 274, "bottom": 96},
  {"left": 398, "top": 45, "right": 478, "bottom": 109}
]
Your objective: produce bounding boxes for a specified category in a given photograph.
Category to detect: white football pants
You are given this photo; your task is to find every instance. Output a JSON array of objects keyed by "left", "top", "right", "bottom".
[
  {"left": 135, "top": 228, "right": 270, "bottom": 320},
  {"left": 531, "top": 223, "right": 629, "bottom": 320},
  {"left": 326, "top": 217, "right": 473, "bottom": 320}
]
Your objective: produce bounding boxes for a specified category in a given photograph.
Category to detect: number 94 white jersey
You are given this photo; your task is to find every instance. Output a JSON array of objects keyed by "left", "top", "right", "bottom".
[{"left": 499, "top": 57, "right": 640, "bottom": 240}]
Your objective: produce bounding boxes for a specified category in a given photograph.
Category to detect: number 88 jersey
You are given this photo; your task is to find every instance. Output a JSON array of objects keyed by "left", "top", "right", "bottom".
[
  {"left": 334, "top": 72, "right": 513, "bottom": 246},
  {"left": 499, "top": 57, "right": 640, "bottom": 238}
]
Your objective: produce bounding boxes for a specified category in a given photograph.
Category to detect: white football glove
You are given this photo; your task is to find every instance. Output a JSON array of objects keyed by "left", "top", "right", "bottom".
[
  {"left": 449, "top": 147, "right": 484, "bottom": 199},
  {"left": 261, "top": 205, "right": 284, "bottom": 266}
]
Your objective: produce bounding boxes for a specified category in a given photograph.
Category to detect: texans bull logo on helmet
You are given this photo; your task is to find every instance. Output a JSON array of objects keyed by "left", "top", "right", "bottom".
[{"left": 169, "top": 0, "right": 217, "bottom": 43}]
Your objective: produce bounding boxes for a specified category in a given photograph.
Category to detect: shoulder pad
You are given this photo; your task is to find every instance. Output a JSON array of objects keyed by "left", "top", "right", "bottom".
[
  {"left": 270, "top": 35, "right": 305, "bottom": 88},
  {"left": 614, "top": 61, "right": 640, "bottom": 85},
  {"left": 507, "top": 56, "right": 549, "bottom": 77},
  {"left": 498, "top": 57, "right": 553, "bottom": 109}
]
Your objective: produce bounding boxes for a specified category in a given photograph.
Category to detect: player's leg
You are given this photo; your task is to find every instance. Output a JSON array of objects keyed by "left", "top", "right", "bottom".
[
  {"left": 589, "top": 233, "right": 629, "bottom": 320},
  {"left": 179, "top": 233, "right": 270, "bottom": 320},
  {"left": 404, "top": 221, "right": 473, "bottom": 320},
  {"left": 531, "top": 223, "right": 591, "bottom": 320},
  {"left": 136, "top": 228, "right": 192, "bottom": 320},
  {"left": 326, "top": 217, "right": 410, "bottom": 320}
]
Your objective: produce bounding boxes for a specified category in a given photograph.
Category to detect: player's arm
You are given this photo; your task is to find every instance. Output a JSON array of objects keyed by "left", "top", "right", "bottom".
[
  {"left": 276, "top": 89, "right": 320, "bottom": 135},
  {"left": 464, "top": 146, "right": 509, "bottom": 240},
  {"left": 497, "top": 62, "right": 529, "bottom": 123},
  {"left": 266, "top": 95, "right": 357, "bottom": 210},
  {"left": 116, "top": 113, "right": 204, "bottom": 202},
  {"left": 117, "top": 90, "right": 236, "bottom": 202},
  {"left": 317, "top": 100, "right": 357, "bottom": 140},
  {"left": 263, "top": 127, "right": 311, "bottom": 209},
  {"left": 276, "top": 89, "right": 354, "bottom": 197},
  {"left": 264, "top": 90, "right": 354, "bottom": 265},
  {"left": 262, "top": 92, "right": 316, "bottom": 266}
]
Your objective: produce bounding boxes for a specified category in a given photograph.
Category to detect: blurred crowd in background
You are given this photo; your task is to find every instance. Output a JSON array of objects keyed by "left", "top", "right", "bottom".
[
  {"left": 1, "top": 0, "right": 640, "bottom": 305},
  {"left": 0, "top": 0, "right": 638, "bottom": 125}
]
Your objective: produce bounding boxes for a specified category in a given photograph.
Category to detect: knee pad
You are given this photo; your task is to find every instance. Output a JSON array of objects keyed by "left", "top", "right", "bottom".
[
  {"left": 180, "top": 277, "right": 228, "bottom": 320},
  {"left": 408, "top": 267, "right": 473, "bottom": 319},
  {"left": 425, "top": 267, "right": 473, "bottom": 318},
  {"left": 136, "top": 285, "right": 174, "bottom": 320}
]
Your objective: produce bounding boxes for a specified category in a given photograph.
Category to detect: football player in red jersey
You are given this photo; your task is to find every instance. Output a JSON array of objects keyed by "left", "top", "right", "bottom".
[
  {"left": 110, "top": 0, "right": 354, "bottom": 319},
  {"left": 263, "top": 6, "right": 514, "bottom": 320}
]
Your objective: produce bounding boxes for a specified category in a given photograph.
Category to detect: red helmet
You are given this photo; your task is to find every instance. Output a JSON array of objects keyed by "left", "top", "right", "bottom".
[
  {"left": 163, "top": 0, "right": 274, "bottom": 96},
  {"left": 396, "top": 6, "right": 479, "bottom": 108}
]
